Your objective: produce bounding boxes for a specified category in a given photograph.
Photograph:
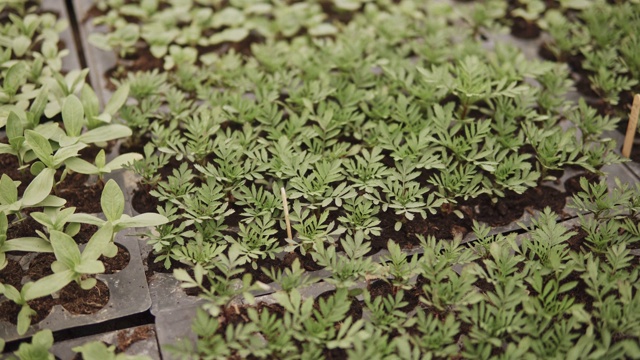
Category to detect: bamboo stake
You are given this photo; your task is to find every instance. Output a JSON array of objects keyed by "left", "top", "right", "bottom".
[
  {"left": 622, "top": 94, "right": 640, "bottom": 158},
  {"left": 281, "top": 187, "right": 292, "bottom": 240}
]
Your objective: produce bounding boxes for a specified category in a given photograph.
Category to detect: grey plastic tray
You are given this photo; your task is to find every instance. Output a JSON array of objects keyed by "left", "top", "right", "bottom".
[
  {"left": 50, "top": 325, "right": 160, "bottom": 360},
  {"left": 0, "top": 229, "right": 151, "bottom": 342},
  {"left": 71, "top": 0, "right": 118, "bottom": 106}
]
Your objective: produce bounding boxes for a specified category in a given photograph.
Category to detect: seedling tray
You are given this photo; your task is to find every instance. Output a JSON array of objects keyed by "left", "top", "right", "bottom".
[
  {"left": 139, "top": 160, "right": 636, "bottom": 312},
  {"left": 71, "top": 0, "right": 118, "bottom": 106},
  {"left": 0, "top": 229, "right": 151, "bottom": 342},
  {"left": 50, "top": 325, "right": 160, "bottom": 360}
]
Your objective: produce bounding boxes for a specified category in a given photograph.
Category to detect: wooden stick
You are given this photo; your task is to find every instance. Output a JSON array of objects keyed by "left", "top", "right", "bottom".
[
  {"left": 280, "top": 187, "right": 292, "bottom": 240},
  {"left": 622, "top": 94, "right": 640, "bottom": 158}
]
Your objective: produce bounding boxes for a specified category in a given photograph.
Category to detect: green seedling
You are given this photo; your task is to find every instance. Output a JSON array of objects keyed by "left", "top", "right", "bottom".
[
  {"left": 69, "top": 179, "right": 169, "bottom": 232},
  {"left": 0, "top": 213, "right": 53, "bottom": 270},
  {"left": 65, "top": 149, "right": 143, "bottom": 182},
  {"left": 50, "top": 222, "right": 115, "bottom": 290},
  {"left": 0, "top": 169, "right": 64, "bottom": 218}
]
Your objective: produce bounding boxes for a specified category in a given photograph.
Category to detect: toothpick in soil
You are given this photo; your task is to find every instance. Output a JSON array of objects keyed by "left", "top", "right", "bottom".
[
  {"left": 622, "top": 94, "right": 640, "bottom": 158},
  {"left": 281, "top": 187, "right": 292, "bottom": 241}
]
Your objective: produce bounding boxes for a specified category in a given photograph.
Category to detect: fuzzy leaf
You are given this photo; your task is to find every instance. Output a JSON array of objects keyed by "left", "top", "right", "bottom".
[
  {"left": 22, "top": 168, "right": 55, "bottom": 206},
  {"left": 23, "top": 270, "right": 74, "bottom": 301},
  {"left": 101, "top": 180, "right": 124, "bottom": 222},
  {"left": 104, "top": 83, "right": 130, "bottom": 116},
  {"left": 25, "top": 130, "right": 53, "bottom": 167},
  {"left": 0, "top": 174, "right": 18, "bottom": 205},
  {"left": 81, "top": 223, "right": 113, "bottom": 262},
  {"left": 62, "top": 95, "right": 85, "bottom": 137},
  {"left": 50, "top": 230, "right": 82, "bottom": 270},
  {"left": 116, "top": 213, "right": 169, "bottom": 229},
  {"left": 80, "top": 124, "right": 132, "bottom": 144}
]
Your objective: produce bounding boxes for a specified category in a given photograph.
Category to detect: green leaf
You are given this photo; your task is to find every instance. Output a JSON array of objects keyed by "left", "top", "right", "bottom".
[
  {"left": 105, "top": 153, "right": 143, "bottom": 171},
  {"left": 50, "top": 230, "right": 82, "bottom": 270},
  {"left": 104, "top": 83, "right": 130, "bottom": 116},
  {"left": 4, "top": 62, "right": 26, "bottom": 94},
  {"left": 25, "top": 130, "right": 53, "bottom": 167},
  {"left": 81, "top": 85, "right": 100, "bottom": 119},
  {"left": 12, "top": 34, "right": 31, "bottom": 57},
  {"left": 22, "top": 168, "right": 55, "bottom": 206},
  {"left": 17, "top": 304, "right": 36, "bottom": 335},
  {"left": 37, "top": 195, "right": 66, "bottom": 208},
  {"left": 209, "top": 28, "right": 249, "bottom": 45},
  {"left": 95, "top": 150, "right": 106, "bottom": 169},
  {"left": 64, "top": 157, "right": 98, "bottom": 174},
  {"left": 23, "top": 270, "right": 74, "bottom": 301},
  {"left": 80, "top": 124, "right": 132, "bottom": 144},
  {"left": 0, "top": 174, "right": 18, "bottom": 205},
  {"left": 7, "top": 111, "right": 23, "bottom": 140},
  {"left": 75, "top": 260, "right": 105, "bottom": 275},
  {"left": 62, "top": 95, "right": 85, "bottom": 137},
  {"left": 52, "top": 142, "right": 87, "bottom": 166},
  {"left": 3, "top": 237, "right": 53, "bottom": 253},
  {"left": 29, "top": 85, "right": 49, "bottom": 126},
  {"left": 81, "top": 223, "right": 113, "bottom": 262},
  {"left": 101, "top": 180, "right": 124, "bottom": 222},
  {"left": 67, "top": 213, "right": 105, "bottom": 225},
  {"left": 80, "top": 277, "right": 97, "bottom": 290},
  {"left": 116, "top": 213, "right": 169, "bottom": 229}
]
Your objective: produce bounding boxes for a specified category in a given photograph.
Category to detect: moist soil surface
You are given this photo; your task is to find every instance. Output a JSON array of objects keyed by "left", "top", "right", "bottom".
[
  {"left": 0, "top": 259, "right": 24, "bottom": 289},
  {"left": 100, "top": 244, "right": 130, "bottom": 274},
  {"left": 59, "top": 280, "right": 110, "bottom": 315},
  {"left": 26, "top": 253, "right": 56, "bottom": 281},
  {"left": 0, "top": 296, "right": 56, "bottom": 325},
  {"left": 132, "top": 184, "right": 159, "bottom": 214}
]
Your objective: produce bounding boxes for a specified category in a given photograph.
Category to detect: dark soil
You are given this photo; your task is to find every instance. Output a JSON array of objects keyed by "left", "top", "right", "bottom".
[
  {"left": 99, "top": 244, "right": 130, "bottom": 274},
  {"left": 74, "top": 223, "right": 100, "bottom": 244},
  {"left": 564, "top": 172, "right": 600, "bottom": 196},
  {"left": 566, "top": 225, "right": 588, "bottom": 253},
  {"left": 56, "top": 182, "right": 104, "bottom": 213},
  {"left": 78, "top": 142, "right": 117, "bottom": 162},
  {"left": 26, "top": 253, "right": 56, "bottom": 281},
  {"left": 132, "top": 184, "right": 158, "bottom": 214},
  {"left": 0, "top": 153, "right": 33, "bottom": 194},
  {"left": 0, "top": 296, "right": 56, "bottom": 325},
  {"left": 0, "top": 259, "right": 24, "bottom": 289},
  {"left": 241, "top": 256, "right": 287, "bottom": 284},
  {"left": 368, "top": 280, "right": 420, "bottom": 312},
  {"left": 7, "top": 216, "right": 43, "bottom": 239},
  {"left": 629, "top": 144, "right": 640, "bottom": 164},
  {"left": 474, "top": 186, "right": 566, "bottom": 226},
  {"left": 510, "top": 17, "right": 541, "bottom": 39},
  {"left": 116, "top": 325, "right": 155, "bottom": 352},
  {"left": 221, "top": 302, "right": 286, "bottom": 328},
  {"left": 283, "top": 250, "right": 323, "bottom": 271},
  {"left": 59, "top": 280, "right": 110, "bottom": 315}
]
